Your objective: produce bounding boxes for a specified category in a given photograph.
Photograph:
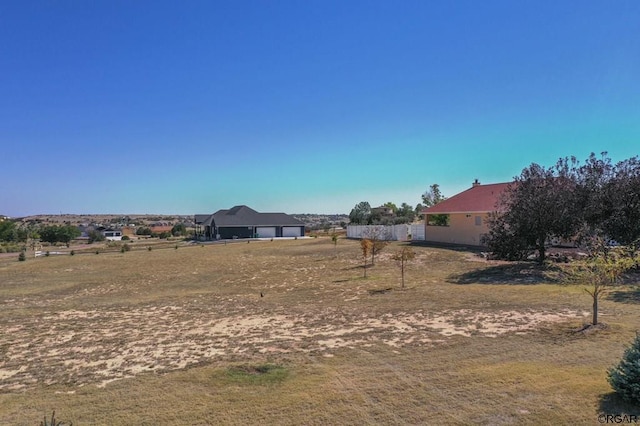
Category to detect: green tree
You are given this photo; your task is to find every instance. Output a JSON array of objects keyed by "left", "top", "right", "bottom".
[
  {"left": 574, "top": 152, "right": 640, "bottom": 251},
  {"left": 397, "top": 202, "right": 415, "bottom": 223},
  {"left": 136, "top": 227, "right": 152, "bottom": 236},
  {"left": 485, "top": 159, "right": 581, "bottom": 263},
  {"left": 15, "top": 227, "right": 29, "bottom": 243},
  {"left": 422, "top": 184, "right": 449, "bottom": 227},
  {"left": 608, "top": 333, "right": 640, "bottom": 404},
  {"left": 574, "top": 152, "right": 614, "bottom": 237},
  {"left": 171, "top": 223, "right": 187, "bottom": 236},
  {"left": 39, "top": 226, "right": 57, "bottom": 244},
  {"left": 88, "top": 230, "right": 105, "bottom": 244},
  {"left": 39, "top": 225, "right": 80, "bottom": 244},
  {"left": 58, "top": 225, "right": 81, "bottom": 244},
  {"left": 422, "top": 184, "right": 446, "bottom": 207},
  {"left": 349, "top": 201, "right": 371, "bottom": 225},
  {"left": 0, "top": 220, "right": 17, "bottom": 242},
  {"left": 601, "top": 156, "right": 640, "bottom": 248},
  {"left": 483, "top": 211, "right": 531, "bottom": 260},
  {"left": 383, "top": 202, "right": 398, "bottom": 214}
]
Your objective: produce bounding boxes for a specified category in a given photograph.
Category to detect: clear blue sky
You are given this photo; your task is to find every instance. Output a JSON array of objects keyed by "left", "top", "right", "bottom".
[{"left": 1, "top": 1, "right": 638, "bottom": 217}]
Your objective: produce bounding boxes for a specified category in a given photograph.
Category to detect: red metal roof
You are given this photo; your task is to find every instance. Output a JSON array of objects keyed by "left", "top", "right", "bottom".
[{"left": 423, "top": 182, "right": 512, "bottom": 214}]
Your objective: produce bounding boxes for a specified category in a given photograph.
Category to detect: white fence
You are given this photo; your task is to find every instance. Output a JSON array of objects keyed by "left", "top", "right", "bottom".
[
  {"left": 411, "top": 224, "right": 425, "bottom": 241},
  {"left": 347, "top": 224, "right": 425, "bottom": 241}
]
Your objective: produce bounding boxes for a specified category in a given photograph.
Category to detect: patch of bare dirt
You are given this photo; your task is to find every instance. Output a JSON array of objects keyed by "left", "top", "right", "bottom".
[{"left": 0, "top": 303, "right": 589, "bottom": 391}]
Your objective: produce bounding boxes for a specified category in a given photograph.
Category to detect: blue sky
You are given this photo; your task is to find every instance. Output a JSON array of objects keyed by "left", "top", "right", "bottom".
[{"left": 1, "top": 1, "right": 639, "bottom": 216}]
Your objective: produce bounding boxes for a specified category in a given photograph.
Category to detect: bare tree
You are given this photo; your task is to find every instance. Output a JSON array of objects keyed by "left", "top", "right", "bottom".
[
  {"left": 362, "top": 225, "right": 391, "bottom": 265},
  {"left": 331, "top": 232, "right": 338, "bottom": 258},
  {"left": 360, "top": 239, "right": 373, "bottom": 278},
  {"left": 391, "top": 246, "right": 416, "bottom": 288}
]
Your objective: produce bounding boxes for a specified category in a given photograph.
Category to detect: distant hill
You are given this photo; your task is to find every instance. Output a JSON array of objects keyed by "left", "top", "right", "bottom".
[
  {"left": 17, "top": 214, "right": 194, "bottom": 227},
  {"left": 15, "top": 213, "right": 350, "bottom": 231}
]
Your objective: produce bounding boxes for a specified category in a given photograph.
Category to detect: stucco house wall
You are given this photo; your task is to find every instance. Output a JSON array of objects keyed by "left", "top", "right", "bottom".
[
  {"left": 422, "top": 181, "right": 510, "bottom": 247},
  {"left": 425, "top": 213, "right": 490, "bottom": 246}
]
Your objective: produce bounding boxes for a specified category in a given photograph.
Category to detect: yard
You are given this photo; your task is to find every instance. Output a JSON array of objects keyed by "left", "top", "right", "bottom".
[{"left": 0, "top": 238, "right": 639, "bottom": 424}]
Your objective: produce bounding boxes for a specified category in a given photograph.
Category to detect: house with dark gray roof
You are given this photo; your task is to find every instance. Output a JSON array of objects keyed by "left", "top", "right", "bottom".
[{"left": 194, "top": 205, "right": 305, "bottom": 240}]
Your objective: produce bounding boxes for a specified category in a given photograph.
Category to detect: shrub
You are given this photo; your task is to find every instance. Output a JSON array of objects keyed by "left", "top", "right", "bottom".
[
  {"left": 147, "top": 246, "right": 152, "bottom": 251},
  {"left": 225, "top": 364, "right": 289, "bottom": 385},
  {"left": 40, "top": 409, "right": 72, "bottom": 426},
  {"left": 136, "top": 227, "right": 152, "bottom": 236},
  {"left": 121, "top": 235, "right": 130, "bottom": 241},
  {"left": 18, "top": 251, "right": 26, "bottom": 261},
  {"left": 70, "top": 250, "right": 75, "bottom": 256},
  {"left": 45, "top": 251, "right": 50, "bottom": 257},
  {"left": 171, "top": 223, "right": 187, "bottom": 236},
  {"left": 120, "top": 243, "right": 131, "bottom": 253},
  {"left": 608, "top": 333, "right": 640, "bottom": 404}
]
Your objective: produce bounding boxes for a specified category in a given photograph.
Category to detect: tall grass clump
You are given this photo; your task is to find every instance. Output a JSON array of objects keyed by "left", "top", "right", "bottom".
[{"left": 40, "top": 410, "right": 72, "bottom": 425}]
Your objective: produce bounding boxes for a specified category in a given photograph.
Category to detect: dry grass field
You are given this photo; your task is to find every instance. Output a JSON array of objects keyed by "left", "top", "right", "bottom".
[{"left": 1, "top": 237, "right": 639, "bottom": 425}]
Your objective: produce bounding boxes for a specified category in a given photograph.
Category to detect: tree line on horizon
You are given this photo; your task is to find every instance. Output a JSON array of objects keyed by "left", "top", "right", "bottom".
[
  {"left": 0, "top": 221, "right": 190, "bottom": 250},
  {"left": 348, "top": 184, "right": 446, "bottom": 226}
]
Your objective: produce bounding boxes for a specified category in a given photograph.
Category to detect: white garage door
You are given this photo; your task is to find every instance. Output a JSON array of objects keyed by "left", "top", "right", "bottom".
[
  {"left": 256, "top": 227, "right": 276, "bottom": 238},
  {"left": 282, "top": 226, "right": 302, "bottom": 237}
]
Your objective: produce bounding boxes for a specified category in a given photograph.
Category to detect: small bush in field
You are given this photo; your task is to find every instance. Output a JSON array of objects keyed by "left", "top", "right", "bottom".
[
  {"left": 18, "top": 251, "right": 26, "bottom": 261},
  {"left": 70, "top": 250, "right": 75, "bottom": 256},
  {"left": 40, "top": 410, "right": 72, "bottom": 426},
  {"left": 148, "top": 246, "right": 152, "bottom": 251}
]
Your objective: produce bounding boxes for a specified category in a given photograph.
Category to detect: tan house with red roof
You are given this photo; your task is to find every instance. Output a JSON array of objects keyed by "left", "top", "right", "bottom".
[{"left": 423, "top": 180, "right": 511, "bottom": 246}]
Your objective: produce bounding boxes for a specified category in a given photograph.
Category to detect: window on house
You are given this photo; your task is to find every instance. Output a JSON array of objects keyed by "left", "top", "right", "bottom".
[{"left": 475, "top": 216, "right": 482, "bottom": 226}]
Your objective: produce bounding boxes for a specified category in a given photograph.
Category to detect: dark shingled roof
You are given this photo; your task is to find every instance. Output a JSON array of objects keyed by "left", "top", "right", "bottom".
[
  {"left": 198, "top": 205, "right": 304, "bottom": 227},
  {"left": 194, "top": 214, "right": 211, "bottom": 225}
]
